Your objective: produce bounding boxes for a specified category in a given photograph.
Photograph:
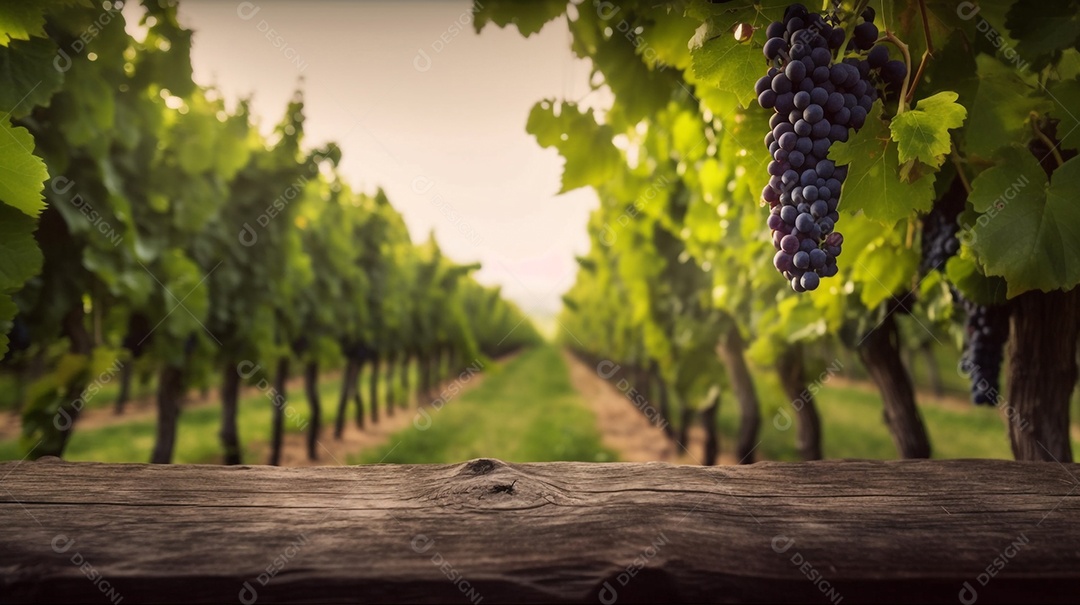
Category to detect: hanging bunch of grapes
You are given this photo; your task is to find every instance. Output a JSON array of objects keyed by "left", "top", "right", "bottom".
[{"left": 757, "top": 4, "right": 906, "bottom": 291}]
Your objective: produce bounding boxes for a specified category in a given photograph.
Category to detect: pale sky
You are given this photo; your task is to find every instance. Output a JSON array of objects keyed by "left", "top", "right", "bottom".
[{"left": 149, "top": 0, "right": 608, "bottom": 316}]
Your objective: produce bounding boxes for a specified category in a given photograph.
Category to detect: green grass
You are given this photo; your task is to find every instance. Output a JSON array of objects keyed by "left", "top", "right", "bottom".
[
  {"left": 352, "top": 346, "right": 617, "bottom": 464},
  {"left": 0, "top": 363, "right": 410, "bottom": 464},
  {"left": 717, "top": 367, "right": 1080, "bottom": 462},
  {"left": 2, "top": 344, "right": 1076, "bottom": 465}
]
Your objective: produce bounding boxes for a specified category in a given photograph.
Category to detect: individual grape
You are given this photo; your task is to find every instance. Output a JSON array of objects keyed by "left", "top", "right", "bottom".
[
  {"left": 868, "top": 45, "right": 889, "bottom": 69},
  {"left": 764, "top": 37, "right": 787, "bottom": 60},
  {"left": 800, "top": 272, "right": 820, "bottom": 290},
  {"left": 780, "top": 234, "right": 800, "bottom": 253}
]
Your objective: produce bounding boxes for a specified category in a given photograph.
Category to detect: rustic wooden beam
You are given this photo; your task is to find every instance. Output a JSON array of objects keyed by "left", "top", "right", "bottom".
[{"left": 1, "top": 458, "right": 1078, "bottom": 603}]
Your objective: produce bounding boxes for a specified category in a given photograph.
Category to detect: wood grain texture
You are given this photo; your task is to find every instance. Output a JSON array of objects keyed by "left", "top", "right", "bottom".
[{"left": 1, "top": 458, "right": 1079, "bottom": 603}]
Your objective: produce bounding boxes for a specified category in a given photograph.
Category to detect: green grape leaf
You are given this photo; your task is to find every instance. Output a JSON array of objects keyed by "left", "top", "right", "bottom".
[
  {"left": 0, "top": 293, "right": 15, "bottom": 357},
  {"left": 690, "top": 30, "right": 762, "bottom": 109},
  {"left": 526, "top": 100, "right": 621, "bottom": 193},
  {"left": 829, "top": 101, "right": 936, "bottom": 224},
  {"left": 0, "top": 0, "right": 88, "bottom": 46},
  {"left": 852, "top": 239, "right": 920, "bottom": 309},
  {"left": 968, "top": 146, "right": 1080, "bottom": 296},
  {"left": 945, "top": 255, "right": 1008, "bottom": 306},
  {"left": 1005, "top": 0, "right": 1080, "bottom": 67},
  {"left": 0, "top": 202, "right": 43, "bottom": 291},
  {"left": 0, "top": 120, "right": 49, "bottom": 217},
  {"left": 0, "top": 37, "right": 64, "bottom": 118},
  {"left": 890, "top": 91, "right": 967, "bottom": 169},
  {"left": 473, "top": 0, "right": 566, "bottom": 37},
  {"left": 688, "top": 2, "right": 783, "bottom": 109},
  {"left": 965, "top": 55, "right": 1049, "bottom": 161}
]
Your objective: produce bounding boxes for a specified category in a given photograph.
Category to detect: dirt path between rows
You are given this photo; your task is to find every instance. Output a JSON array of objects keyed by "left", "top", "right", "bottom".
[
  {"left": 275, "top": 367, "right": 496, "bottom": 467},
  {"left": 563, "top": 350, "right": 737, "bottom": 465}
]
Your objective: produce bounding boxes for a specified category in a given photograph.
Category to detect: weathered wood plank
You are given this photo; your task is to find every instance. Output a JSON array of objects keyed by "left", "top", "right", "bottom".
[{"left": 1, "top": 458, "right": 1078, "bottom": 603}]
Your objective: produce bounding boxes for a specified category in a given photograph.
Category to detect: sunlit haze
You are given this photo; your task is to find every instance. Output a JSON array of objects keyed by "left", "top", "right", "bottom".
[{"left": 139, "top": 0, "right": 613, "bottom": 318}]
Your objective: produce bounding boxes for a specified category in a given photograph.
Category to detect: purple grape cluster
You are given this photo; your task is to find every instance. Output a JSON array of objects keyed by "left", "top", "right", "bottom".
[
  {"left": 959, "top": 301, "right": 1010, "bottom": 406},
  {"left": 757, "top": 4, "right": 906, "bottom": 292}
]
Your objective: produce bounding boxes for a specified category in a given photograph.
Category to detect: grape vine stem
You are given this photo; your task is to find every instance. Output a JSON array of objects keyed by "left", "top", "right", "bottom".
[
  {"left": 904, "top": 0, "right": 935, "bottom": 104},
  {"left": 949, "top": 145, "right": 973, "bottom": 195},
  {"left": 882, "top": 31, "right": 912, "bottom": 114},
  {"left": 1030, "top": 112, "right": 1065, "bottom": 167}
]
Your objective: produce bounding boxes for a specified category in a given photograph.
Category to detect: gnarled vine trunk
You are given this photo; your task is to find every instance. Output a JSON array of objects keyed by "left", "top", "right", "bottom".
[
  {"left": 776, "top": 344, "right": 822, "bottom": 461},
  {"left": 369, "top": 353, "right": 380, "bottom": 424},
  {"left": 384, "top": 354, "right": 396, "bottom": 416},
  {"left": 653, "top": 362, "right": 675, "bottom": 439},
  {"left": 268, "top": 357, "right": 289, "bottom": 466},
  {"left": 701, "top": 393, "right": 720, "bottom": 466},
  {"left": 677, "top": 405, "right": 693, "bottom": 450},
  {"left": 151, "top": 364, "right": 185, "bottom": 464},
  {"left": 1007, "top": 288, "right": 1079, "bottom": 462},
  {"left": 716, "top": 327, "right": 761, "bottom": 463},
  {"left": 304, "top": 360, "right": 320, "bottom": 461},
  {"left": 858, "top": 314, "right": 931, "bottom": 459},
  {"left": 400, "top": 354, "right": 411, "bottom": 408},
  {"left": 335, "top": 359, "right": 358, "bottom": 439},
  {"left": 220, "top": 362, "right": 242, "bottom": 465},
  {"left": 114, "top": 362, "right": 134, "bottom": 415}
]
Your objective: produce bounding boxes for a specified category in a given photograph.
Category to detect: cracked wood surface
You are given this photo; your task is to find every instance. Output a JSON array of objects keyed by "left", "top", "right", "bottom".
[{"left": 1, "top": 458, "right": 1079, "bottom": 603}]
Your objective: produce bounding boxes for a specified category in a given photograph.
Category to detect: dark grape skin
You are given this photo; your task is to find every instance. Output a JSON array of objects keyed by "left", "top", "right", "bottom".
[
  {"left": 757, "top": 5, "right": 894, "bottom": 292},
  {"left": 868, "top": 44, "right": 889, "bottom": 69}
]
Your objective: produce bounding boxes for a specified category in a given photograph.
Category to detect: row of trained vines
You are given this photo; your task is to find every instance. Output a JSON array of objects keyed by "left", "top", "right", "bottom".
[
  {"left": 475, "top": 0, "right": 1080, "bottom": 462},
  {"left": 0, "top": 0, "right": 539, "bottom": 464}
]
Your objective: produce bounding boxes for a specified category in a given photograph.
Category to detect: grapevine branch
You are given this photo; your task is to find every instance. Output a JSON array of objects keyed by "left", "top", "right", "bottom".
[
  {"left": 1030, "top": 112, "right": 1065, "bottom": 167},
  {"left": 949, "top": 148, "right": 973, "bottom": 195},
  {"left": 882, "top": 31, "right": 912, "bottom": 114},
  {"left": 904, "top": 0, "right": 935, "bottom": 104}
]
